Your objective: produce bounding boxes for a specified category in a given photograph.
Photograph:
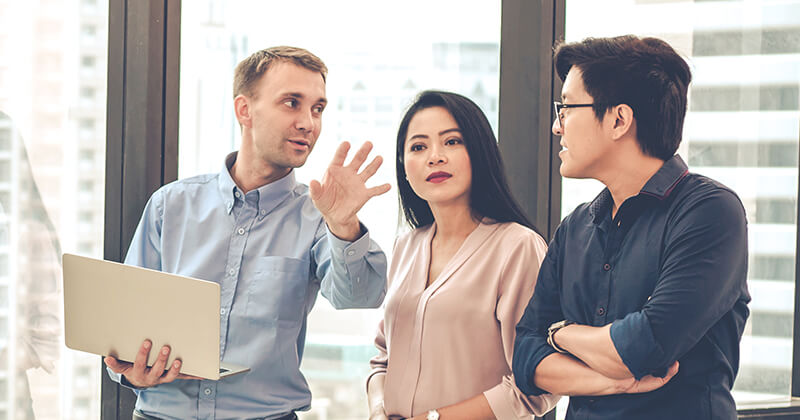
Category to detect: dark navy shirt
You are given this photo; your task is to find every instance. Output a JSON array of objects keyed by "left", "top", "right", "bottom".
[{"left": 513, "top": 155, "right": 750, "bottom": 420}]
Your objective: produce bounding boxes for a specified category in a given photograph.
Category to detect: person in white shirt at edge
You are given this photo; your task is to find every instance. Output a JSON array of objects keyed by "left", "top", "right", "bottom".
[{"left": 103, "top": 46, "right": 390, "bottom": 420}]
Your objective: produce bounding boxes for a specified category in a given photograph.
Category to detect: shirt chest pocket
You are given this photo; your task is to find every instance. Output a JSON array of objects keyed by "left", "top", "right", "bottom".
[{"left": 247, "top": 256, "right": 310, "bottom": 324}]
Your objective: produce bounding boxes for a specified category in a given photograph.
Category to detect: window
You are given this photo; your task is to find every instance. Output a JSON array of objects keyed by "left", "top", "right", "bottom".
[
  {"left": 179, "top": 1, "right": 500, "bottom": 416},
  {"left": 0, "top": 129, "right": 9, "bottom": 152},
  {"left": 2, "top": 1, "right": 107, "bottom": 418},
  {"left": 78, "top": 211, "right": 93, "bottom": 223},
  {"left": 562, "top": 0, "right": 800, "bottom": 415},
  {"left": 81, "top": 24, "right": 97, "bottom": 41},
  {"left": 689, "top": 141, "right": 798, "bottom": 168},
  {"left": 694, "top": 29, "right": 800, "bottom": 56},
  {"left": 0, "top": 161, "right": 8, "bottom": 183},
  {"left": 81, "top": 55, "right": 96, "bottom": 69},
  {"left": 80, "top": 86, "right": 95, "bottom": 100},
  {"left": 79, "top": 180, "right": 93, "bottom": 192}
]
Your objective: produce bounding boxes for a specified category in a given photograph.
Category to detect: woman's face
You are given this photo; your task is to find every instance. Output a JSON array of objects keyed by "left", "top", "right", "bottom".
[{"left": 403, "top": 106, "right": 472, "bottom": 208}]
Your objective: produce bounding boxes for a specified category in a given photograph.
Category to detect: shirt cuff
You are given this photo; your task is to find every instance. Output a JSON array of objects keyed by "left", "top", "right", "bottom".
[
  {"left": 107, "top": 367, "right": 143, "bottom": 391},
  {"left": 610, "top": 312, "right": 666, "bottom": 380},
  {"left": 326, "top": 223, "right": 370, "bottom": 264},
  {"left": 484, "top": 376, "right": 559, "bottom": 419},
  {"left": 484, "top": 381, "right": 518, "bottom": 420},
  {"left": 512, "top": 334, "right": 556, "bottom": 396},
  {"left": 365, "top": 369, "right": 386, "bottom": 393}
]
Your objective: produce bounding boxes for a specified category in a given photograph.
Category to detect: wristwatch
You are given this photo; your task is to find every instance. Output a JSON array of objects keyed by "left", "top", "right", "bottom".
[
  {"left": 547, "top": 319, "right": 574, "bottom": 353},
  {"left": 427, "top": 409, "right": 440, "bottom": 420}
]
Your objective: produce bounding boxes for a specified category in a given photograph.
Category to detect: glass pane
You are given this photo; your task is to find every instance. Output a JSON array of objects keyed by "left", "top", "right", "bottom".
[
  {"left": 179, "top": 1, "right": 500, "bottom": 417},
  {"left": 0, "top": 0, "right": 108, "bottom": 419},
  {"left": 563, "top": 0, "right": 800, "bottom": 414}
]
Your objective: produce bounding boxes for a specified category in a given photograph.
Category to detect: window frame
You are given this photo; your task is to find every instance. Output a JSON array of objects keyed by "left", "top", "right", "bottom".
[{"left": 102, "top": 0, "right": 180, "bottom": 418}]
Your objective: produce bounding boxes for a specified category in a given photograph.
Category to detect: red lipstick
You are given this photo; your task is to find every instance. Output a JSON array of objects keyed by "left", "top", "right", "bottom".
[{"left": 426, "top": 171, "right": 452, "bottom": 183}]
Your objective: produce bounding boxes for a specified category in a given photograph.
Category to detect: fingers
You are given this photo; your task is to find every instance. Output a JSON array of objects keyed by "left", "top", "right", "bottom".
[
  {"left": 103, "top": 356, "right": 131, "bottom": 374},
  {"left": 133, "top": 339, "right": 152, "bottom": 371},
  {"left": 367, "top": 183, "right": 392, "bottom": 198},
  {"left": 159, "top": 359, "right": 182, "bottom": 384},
  {"left": 330, "top": 141, "right": 351, "bottom": 167},
  {"left": 308, "top": 179, "right": 323, "bottom": 201},
  {"left": 359, "top": 155, "right": 383, "bottom": 182},
  {"left": 664, "top": 361, "right": 679, "bottom": 381},
  {"left": 146, "top": 346, "right": 171, "bottom": 384},
  {"left": 347, "top": 141, "right": 373, "bottom": 171}
]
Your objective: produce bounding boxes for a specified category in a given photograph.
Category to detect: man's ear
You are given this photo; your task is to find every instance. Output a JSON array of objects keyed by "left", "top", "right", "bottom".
[
  {"left": 609, "top": 104, "right": 635, "bottom": 141},
  {"left": 234, "top": 95, "right": 252, "bottom": 128}
]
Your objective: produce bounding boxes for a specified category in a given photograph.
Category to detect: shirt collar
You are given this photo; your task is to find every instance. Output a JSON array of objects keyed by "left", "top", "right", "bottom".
[
  {"left": 218, "top": 151, "right": 297, "bottom": 215},
  {"left": 589, "top": 154, "right": 689, "bottom": 223},
  {"left": 639, "top": 154, "right": 689, "bottom": 200}
]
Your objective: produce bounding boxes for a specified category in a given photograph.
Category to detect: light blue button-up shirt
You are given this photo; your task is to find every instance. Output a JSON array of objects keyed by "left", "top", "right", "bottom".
[{"left": 107, "top": 152, "right": 387, "bottom": 420}]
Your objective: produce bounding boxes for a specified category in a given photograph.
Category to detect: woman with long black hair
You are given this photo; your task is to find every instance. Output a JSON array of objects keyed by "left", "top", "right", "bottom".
[{"left": 366, "top": 91, "right": 559, "bottom": 420}]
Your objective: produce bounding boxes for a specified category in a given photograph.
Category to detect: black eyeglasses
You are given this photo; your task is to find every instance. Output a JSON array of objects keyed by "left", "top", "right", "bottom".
[{"left": 553, "top": 101, "right": 595, "bottom": 129}]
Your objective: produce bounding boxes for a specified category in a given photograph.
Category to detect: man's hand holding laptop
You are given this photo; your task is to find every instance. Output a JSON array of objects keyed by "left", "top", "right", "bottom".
[{"left": 105, "top": 339, "right": 202, "bottom": 388}]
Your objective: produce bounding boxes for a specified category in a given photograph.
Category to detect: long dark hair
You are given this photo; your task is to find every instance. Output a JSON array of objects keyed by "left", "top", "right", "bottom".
[{"left": 396, "top": 90, "right": 540, "bottom": 236}]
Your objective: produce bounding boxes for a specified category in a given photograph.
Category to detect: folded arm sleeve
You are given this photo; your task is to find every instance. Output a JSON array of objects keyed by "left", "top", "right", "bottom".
[{"left": 610, "top": 189, "right": 748, "bottom": 379}]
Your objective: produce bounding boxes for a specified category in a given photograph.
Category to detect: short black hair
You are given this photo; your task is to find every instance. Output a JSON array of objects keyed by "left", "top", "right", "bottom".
[
  {"left": 395, "top": 90, "right": 540, "bottom": 236},
  {"left": 554, "top": 35, "right": 692, "bottom": 160}
]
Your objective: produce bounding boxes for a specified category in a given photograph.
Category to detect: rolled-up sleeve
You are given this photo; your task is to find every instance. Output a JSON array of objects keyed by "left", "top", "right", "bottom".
[
  {"left": 512, "top": 224, "right": 566, "bottom": 396},
  {"left": 313, "top": 222, "right": 387, "bottom": 309},
  {"left": 609, "top": 190, "right": 748, "bottom": 379}
]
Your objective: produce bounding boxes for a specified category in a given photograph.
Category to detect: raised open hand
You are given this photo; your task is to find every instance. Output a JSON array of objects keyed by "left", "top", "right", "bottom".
[{"left": 310, "top": 141, "right": 391, "bottom": 241}]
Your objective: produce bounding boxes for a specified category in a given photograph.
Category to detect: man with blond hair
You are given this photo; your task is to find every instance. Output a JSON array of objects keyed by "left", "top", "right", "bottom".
[{"left": 105, "top": 46, "right": 390, "bottom": 420}]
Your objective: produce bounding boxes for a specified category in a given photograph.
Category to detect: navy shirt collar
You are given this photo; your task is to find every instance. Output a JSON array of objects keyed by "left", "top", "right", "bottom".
[
  {"left": 589, "top": 155, "right": 689, "bottom": 224},
  {"left": 218, "top": 151, "right": 297, "bottom": 215}
]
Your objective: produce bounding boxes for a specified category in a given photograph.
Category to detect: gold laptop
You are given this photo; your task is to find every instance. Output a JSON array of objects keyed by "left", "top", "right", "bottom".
[{"left": 62, "top": 253, "right": 249, "bottom": 380}]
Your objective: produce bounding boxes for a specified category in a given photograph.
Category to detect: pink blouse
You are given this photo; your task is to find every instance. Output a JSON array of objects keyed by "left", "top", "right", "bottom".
[{"left": 369, "top": 220, "right": 560, "bottom": 419}]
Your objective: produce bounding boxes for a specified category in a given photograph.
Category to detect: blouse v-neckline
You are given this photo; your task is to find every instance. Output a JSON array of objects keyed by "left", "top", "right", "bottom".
[{"left": 418, "top": 220, "right": 496, "bottom": 293}]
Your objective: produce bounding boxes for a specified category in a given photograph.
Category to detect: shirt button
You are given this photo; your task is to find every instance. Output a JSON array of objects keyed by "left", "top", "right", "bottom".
[
  {"left": 220, "top": 308, "right": 226, "bottom": 315},
  {"left": 203, "top": 388, "right": 212, "bottom": 395},
  {"left": 597, "top": 307, "right": 606, "bottom": 316},
  {"left": 237, "top": 227, "right": 245, "bottom": 235},
  {"left": 260, "top": 209, "right": 266, "bottom": 215},
  {"left": 228, "top": 269, "right": 235, "bottom": 275},
  {"left": 603, "top": 263, "right": 611, "bottom": 271},
  {"left": 347, "top": 250, "right": 355, "bottom": 256},
  {"left": 234, "top": 191, "right": 241, "bottom": 198}
]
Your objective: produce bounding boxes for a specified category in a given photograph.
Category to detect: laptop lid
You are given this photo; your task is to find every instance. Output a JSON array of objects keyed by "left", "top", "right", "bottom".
[{"left": 62, "top": 253, "right": 248, "bottom": 380}]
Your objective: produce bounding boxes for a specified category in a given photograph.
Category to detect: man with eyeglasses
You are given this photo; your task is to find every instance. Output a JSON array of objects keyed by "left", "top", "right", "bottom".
[{"left": 513, "top": 35, "right": 750, "bottom": 419}]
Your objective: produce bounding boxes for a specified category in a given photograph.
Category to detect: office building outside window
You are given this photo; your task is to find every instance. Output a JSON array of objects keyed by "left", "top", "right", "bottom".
[{"left": 0, "top": 0, "right": 108, "bottom": 419}]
